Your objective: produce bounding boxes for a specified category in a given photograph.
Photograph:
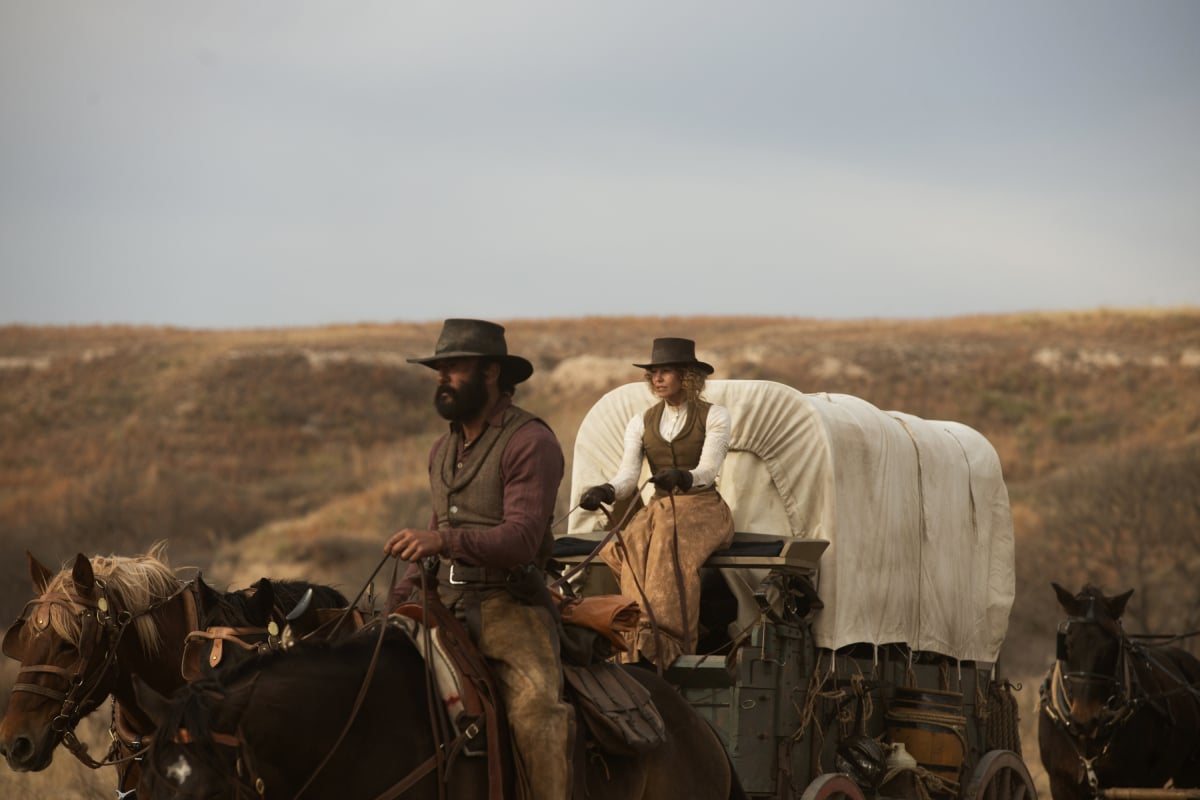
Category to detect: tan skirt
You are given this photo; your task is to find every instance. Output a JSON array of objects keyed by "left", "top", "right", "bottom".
[{"left": 599, "top": 491, "right": 734, "bottom": 667}]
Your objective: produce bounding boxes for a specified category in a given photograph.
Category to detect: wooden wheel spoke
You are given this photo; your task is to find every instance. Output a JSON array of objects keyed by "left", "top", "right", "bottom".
[{"left": 965, "top": 751, "right": 1037, "bottom": 800}]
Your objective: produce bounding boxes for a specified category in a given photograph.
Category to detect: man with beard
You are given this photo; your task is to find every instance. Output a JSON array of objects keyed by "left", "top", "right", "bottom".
[{"left": 384, "top": 318, "right": 572, "bottom": 800}]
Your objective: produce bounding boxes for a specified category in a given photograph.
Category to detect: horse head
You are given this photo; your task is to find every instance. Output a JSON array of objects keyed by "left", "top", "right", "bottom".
[
  {"left": 1, "top": 552, "right": 126, "bottom": 770},
  {"left": 134, "top": 673, "right": 266, "bottom": 800},
  {"left": 1051, "top": 581, "right": 1135, "bottom": 736},
  {"left": 0, "top": 545, "right": 188, "bottom": 772}
]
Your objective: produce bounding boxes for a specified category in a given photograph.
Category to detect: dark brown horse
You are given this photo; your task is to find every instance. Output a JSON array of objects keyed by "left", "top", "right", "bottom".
[
  {"left": 0, "top": 544, "right": 349, "bottom": 795},
  {"left": 135, "top": 625, "right": 743, "bottom": 800},
  {"left": 1038, "top": 582, "right": 1200, "bottom": 800}
]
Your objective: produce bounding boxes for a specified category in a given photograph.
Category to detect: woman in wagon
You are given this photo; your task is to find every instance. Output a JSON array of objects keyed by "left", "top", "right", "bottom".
[{"left": 578, "top": 337, "right": 735, "bottom": 669}]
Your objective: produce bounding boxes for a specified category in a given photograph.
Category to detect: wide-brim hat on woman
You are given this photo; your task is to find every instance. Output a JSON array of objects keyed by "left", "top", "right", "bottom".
[
  {"left": 407, "top": 318, "right": 534, "bottom": 384},
  {"left": 633, "top": 337, "right": 714, "bottom": 375}
]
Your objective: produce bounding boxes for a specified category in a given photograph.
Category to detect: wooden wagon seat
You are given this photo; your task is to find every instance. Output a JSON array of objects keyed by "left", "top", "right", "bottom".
[{"left": 551, "top": 530, "right": 827, "bottom": 574}]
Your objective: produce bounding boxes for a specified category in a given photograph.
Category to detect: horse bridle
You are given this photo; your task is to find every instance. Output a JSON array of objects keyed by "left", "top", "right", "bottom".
[
  {"left": 148, "top": 678, "right": 269, "bottom": 800},
  {"left": 1, "top": 578, "right": 195, "bottom": 769},
  {"left": 1055, "top": 615, "right": 1134, "bottom": 716}
]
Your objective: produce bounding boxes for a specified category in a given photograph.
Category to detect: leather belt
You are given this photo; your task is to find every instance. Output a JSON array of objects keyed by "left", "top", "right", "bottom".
[{"left": 446, "top": 562, "right": 513, "bottom": 586}]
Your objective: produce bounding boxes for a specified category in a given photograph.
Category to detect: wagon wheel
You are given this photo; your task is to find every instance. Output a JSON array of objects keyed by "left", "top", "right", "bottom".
[
  {"left": 798, "top": 773, "right": 867, "bottom": 800},
  {"left": 963, "top": 750, "right": 1037, "bottom": 800}
]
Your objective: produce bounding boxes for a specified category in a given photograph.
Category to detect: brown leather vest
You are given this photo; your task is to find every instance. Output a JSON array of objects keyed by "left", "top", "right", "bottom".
[
  {"left": 642, "top": 400, "right": 714, "bottom": 498},
  {"left": 430, "top": 405, "right": 554, "bottom": 565}
]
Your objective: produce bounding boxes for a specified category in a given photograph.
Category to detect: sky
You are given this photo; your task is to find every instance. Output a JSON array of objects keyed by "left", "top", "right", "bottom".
[{"left": 1, "top": 1, "right": 1198, "bottom": 329}]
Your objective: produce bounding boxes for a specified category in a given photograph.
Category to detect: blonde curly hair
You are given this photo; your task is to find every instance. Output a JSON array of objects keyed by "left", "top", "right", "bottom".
[{"left": 642, "top": 366, "right": 707, "bottom": 403}]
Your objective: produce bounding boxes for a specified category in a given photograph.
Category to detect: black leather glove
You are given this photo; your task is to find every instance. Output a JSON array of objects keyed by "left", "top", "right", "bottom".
[
  {"left": 651, "top": 469, "right": 694, "bottom": 493},
  {"left": 579, "top": 483, "right": 616, "bottom": 511}
]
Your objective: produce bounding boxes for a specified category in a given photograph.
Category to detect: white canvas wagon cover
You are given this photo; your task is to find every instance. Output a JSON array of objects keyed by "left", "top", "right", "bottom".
[{"left": 566, "top": 380, "right": 1015, "bottom": 664}]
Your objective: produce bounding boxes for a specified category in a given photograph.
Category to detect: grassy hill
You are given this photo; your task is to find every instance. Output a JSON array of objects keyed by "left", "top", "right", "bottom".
[{"left": 2, "top": 310, "right": 1199, "bottom": 796}]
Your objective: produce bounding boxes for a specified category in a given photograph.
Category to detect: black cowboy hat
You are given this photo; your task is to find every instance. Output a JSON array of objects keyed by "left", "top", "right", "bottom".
[
  {"left": 633, "top": 337, "right": 714, "bottom": 375},
  {"left": 407, "top": 318, "right": 534, "bottom": 384}
]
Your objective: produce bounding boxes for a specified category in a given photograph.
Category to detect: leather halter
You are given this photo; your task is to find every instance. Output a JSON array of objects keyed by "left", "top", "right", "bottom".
[
  {"left": 162, "top": 678, "right": 269, "bottom": 800},
  {"left": 1055, "top": 597, "right": 1131, "bottom": 696},
  {"left": 3, "top": 577, "right": 197, "bottom": 770},
  {"left": 1040, "top": 600, "right": 1139, "bottom": 794}
]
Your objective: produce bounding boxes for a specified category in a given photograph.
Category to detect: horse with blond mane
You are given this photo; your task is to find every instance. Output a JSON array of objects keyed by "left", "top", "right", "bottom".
[{"left": 0, "top": 542, "right": 348, "bottom": 795}]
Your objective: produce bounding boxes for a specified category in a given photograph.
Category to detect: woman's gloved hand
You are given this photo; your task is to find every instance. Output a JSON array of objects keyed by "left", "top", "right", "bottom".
[
  {"left": 651, "top": 469, "right": 693, "bottom": 493},
  {"left": 579, "top": 483, "right": 616, "bottom": 511}
]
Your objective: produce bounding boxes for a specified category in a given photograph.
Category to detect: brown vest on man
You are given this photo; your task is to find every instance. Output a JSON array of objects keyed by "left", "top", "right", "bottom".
[
  {"left": 642, "top": 400, "right": 715, "bottom": 499},
  {"left": 430, "top": 404, "right": 555, "bottom": 568}
]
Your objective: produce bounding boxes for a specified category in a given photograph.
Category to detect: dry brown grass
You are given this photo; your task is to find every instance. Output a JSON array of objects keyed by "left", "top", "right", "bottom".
[{"left": 2, "top": 310, "right": 1199, "bottom": 794}]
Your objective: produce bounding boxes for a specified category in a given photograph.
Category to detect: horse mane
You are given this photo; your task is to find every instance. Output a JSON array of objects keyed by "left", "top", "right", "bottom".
[
  {"left": 1077, "top": 584, "right": 1129, "bottom": 621},
  {"left": 271, "top": 580, "right": 349, "bottom": 611},
  {"left": 216, "top": 624, "right": 416, "bottom": 688},
  {"left": 204, "top": 579, "right": 349, "bottom": 626},
  {"left": 44, "top": 541, "right": 183, "bottom": 656}
]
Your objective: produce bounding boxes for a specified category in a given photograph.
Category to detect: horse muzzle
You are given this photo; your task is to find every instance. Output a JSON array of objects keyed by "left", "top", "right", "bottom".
[{"left": 0, "top": 726, "right": 58, "bottom": 772}]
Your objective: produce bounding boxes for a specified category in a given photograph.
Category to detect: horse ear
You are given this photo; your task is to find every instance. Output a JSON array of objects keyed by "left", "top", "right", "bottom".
[
  {"left": 247, "top": 578, "right": 276, "bottom": 626},
  {"left": 1051, "top": 582, "right": 1079, "bottom": 615},
  {"left": 132, "top": 674, "right": 173, "bottom": 725},
  {"left": 196, "top": 573, "right": 221, "bottom": 608},
  {"left": 72, "top": 554, "right": 96, "bottom": 598},
  {"left": 27, "top": 551, "right": 54, "bottom": 594},
  {"left": 1109, "top": 588, "right": 1134, "bottom": 620}
]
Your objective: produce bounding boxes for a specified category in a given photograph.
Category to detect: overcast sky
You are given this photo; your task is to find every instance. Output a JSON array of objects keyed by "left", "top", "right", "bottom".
[{"left": 1, "top": 2, "right": 1197, "bottom": 329}]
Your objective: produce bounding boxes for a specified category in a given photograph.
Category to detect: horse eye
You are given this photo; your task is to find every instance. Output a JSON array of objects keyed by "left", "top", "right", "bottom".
[{"left": 51, "top": 639, "right": 78, "bottom": 658}]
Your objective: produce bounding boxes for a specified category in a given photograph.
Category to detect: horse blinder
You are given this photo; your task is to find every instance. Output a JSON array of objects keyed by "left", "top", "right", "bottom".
[{"left": 2, "top": 618, "right": 26, "bottom": 660}]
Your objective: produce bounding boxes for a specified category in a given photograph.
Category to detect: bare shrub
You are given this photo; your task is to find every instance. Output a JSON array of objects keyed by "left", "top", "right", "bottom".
[{"left": 1018, "top": 441, "right": 1200, "bottom": 664}]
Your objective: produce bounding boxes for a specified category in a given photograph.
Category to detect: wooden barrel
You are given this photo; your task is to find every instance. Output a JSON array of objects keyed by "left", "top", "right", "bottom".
[{"left": 884, "top": 688, "right": 966, "bottom": 791}]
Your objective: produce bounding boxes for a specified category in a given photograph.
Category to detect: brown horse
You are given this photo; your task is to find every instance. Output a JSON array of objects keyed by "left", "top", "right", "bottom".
[
  {"left": 1038, "top": 582, "right": 1200, "bottom": 800},
  {"left": 135, "top": 625, "right": 744, "bottom": 800},
  {"left": 0, "top": 544, "right": 349, "bottom": 795}
]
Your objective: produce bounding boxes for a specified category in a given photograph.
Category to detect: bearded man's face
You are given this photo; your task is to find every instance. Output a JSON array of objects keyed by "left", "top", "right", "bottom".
[{"left": 434, "top": 359, "right": 490, "bottom": 421}]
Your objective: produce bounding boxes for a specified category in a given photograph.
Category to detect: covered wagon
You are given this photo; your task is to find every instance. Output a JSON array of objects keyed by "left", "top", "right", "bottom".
[{"left": 557, "top": 380, "right": 1032, "bottom": 800}]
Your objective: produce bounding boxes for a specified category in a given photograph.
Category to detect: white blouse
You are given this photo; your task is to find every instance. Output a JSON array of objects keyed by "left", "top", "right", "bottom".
[{"left": 608, "top": 401, "right": 732, "bottom": 500}]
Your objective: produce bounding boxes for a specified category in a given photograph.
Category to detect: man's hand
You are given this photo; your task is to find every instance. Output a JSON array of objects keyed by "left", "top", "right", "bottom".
[
  {"left": 384, "top": 528, "right": 444, "bottom": 562},
  {"left": 651, "top": 469, "right": 693, "bottom": 493}
]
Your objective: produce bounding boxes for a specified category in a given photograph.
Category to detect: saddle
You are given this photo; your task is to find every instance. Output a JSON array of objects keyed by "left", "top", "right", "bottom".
[{"left": 394, "top": 592, "right": 666, "bottom": 767}]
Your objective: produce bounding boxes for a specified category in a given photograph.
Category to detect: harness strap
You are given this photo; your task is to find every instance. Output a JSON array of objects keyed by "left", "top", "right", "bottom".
[
  {"left": 666, "top": 492, "right": 692, "bottom": 655},
  {"left": 292, "top": 558, "right": 397, "bottom": 800},
  {"left": 370, "top": 724, "right": 484, "bottom": 800},
  {"left": 11, "top": 682, "right": 68, "bottom": 702},
  {"left": 548, "top": 477, "right": 651, "bottom": 592}
]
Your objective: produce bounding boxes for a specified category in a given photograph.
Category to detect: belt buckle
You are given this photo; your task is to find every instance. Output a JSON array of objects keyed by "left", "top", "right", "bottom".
[{"left": 448, "top": 564, "right": 467, "bottom": 585}]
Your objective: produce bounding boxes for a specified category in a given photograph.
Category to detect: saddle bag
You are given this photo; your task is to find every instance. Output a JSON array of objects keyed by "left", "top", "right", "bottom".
[{"left": 563, "top": 662, "right": 666, "bottom": 756}]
